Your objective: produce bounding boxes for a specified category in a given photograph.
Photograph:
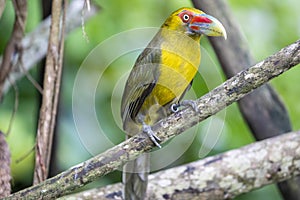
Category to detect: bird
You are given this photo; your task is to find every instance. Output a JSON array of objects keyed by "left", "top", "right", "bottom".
[{"left": 120, "top": 7, "right": 226, "bottom": 199}]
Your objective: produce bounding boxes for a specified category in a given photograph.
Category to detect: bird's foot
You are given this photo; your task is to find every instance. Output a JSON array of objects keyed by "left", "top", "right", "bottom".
[
  {"left": 181, "top": 99, "right": 200, "bottom": 112},
  {"left": 171, "top": 100, "right": 199, "bottom": 113},
  {"left": 170, "top": 103, "right": 180, "bottom": 113},
  {"left": 142, "top": 124, "right": 161, "bottom": 148}
]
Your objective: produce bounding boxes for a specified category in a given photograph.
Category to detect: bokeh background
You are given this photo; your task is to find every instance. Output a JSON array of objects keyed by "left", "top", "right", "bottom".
[{"left": 0, "top": 0, "right": 299, "bottom": 199}]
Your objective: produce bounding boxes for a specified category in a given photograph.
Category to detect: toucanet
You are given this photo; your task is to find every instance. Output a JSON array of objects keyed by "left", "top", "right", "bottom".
[{"left": 121, "top": 7, "right": 227, "bottom": 199}]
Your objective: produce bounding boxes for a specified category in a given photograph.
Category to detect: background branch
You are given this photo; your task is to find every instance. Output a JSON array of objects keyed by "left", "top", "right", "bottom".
[
  {"left": 0, "top": 131, "right": 11, "bottom": 198},
  {"left": 5, "top": 39, "right": 300, "bottom": 199},
  {"left": 0, "top": 1, "right": 27, "bottom": 196},
  {"left": 0, "top": 0, "right": 5, "bottom": 20},
  {"left": 193, "top": 0, "right": 292, "bottom": 149},
  {"left": 33, "top": 0, "right": 66, "bottom": 184},
  {"left": 62, "top": 130, "right": 300, "bottom": 200},
  {"left": 0, "top": 0, "right": 99, "bottom": 193},
  {"left": 192, "top": 1, "right": 297, "bottom": 198},
  {"left": 0, "top": 0, "right": 27, "bottom": 100},
  {"left": 0, "top": 0, "right": 99, "bottom": 96}
]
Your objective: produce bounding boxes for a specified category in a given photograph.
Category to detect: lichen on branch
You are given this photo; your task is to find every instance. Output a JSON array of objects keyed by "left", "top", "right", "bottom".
[{"left": 5, "top": 39, "right": 300, "bottom": 200}]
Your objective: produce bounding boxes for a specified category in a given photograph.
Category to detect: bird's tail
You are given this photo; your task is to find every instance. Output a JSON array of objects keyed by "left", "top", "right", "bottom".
[{"left": 123, "top": 138, "right": 150, "bottom": 200}]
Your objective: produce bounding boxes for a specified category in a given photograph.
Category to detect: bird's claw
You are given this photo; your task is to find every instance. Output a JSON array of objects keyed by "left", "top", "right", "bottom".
[
  {"left": 171, "top": 100, "right": 200, "bottom": 113},
  {"left": 142, "top": 124, "right": 161, "bottom": 148},
  {"left": 170, "top": 103, "right": 180, "bottom": 113},
  {"left": 181, "top": 100, "right": 200, "bottom": 112}
]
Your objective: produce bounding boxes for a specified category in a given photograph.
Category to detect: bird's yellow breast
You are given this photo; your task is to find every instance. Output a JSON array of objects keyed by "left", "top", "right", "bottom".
[
  {"left": 151, "top": 29, "right": 201, "bottom": 106},
  {"left": 135, "top": 29, "right": 201, "bottom": 126}
]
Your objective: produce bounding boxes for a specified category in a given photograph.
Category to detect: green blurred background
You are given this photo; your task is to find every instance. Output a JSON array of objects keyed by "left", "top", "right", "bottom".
[{"left": 0, "top": 0, "right": 299, "bottom": 199}]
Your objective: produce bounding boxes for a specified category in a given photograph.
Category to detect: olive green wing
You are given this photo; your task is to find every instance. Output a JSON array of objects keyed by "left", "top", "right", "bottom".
[{"left": 121, "top": 43, "right": 162, "bottom": 126}]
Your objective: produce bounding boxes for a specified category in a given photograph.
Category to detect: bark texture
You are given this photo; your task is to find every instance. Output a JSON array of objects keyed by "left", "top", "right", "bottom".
[
  {"left": 0, "top": 132, "right": 11, "bottom": 198},
  {"left": 33, "top": 0, "right": 66, "bottom": 184},
  {"left": 192, "top": 1, "right": 297, "bottom": 198},
  {"left": 5, "top": 39, "right": 300, "bottom": 200},
  {"left": 62, "top": 131, "right": 300, "bottom": 200}
]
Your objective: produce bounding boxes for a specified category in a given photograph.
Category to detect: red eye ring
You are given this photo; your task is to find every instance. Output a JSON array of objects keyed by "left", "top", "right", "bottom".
[
  {"left": 182, "top": 14, "right": 190, "bottom": 22},
  {"left": 179, "top": 11, "right": 192, "bottom": 23}
]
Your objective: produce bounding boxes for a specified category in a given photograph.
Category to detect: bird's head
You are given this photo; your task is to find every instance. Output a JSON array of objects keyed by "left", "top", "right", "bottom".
[{"left": 163, "top": 7, "right": 227, "bottom": 39}]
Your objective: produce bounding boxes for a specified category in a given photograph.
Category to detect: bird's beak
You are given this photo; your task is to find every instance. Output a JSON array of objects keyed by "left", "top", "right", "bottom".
[{"left": 189, "top": 13, "right": 227, "bottom": 39}]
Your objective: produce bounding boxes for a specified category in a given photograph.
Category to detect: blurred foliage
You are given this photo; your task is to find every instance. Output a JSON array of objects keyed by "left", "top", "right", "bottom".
[{"left": 0, "top": 0, "right": 299, "bottom": 198}]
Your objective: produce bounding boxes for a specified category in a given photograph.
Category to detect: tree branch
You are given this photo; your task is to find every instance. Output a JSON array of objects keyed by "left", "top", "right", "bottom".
[
  {"left": 33, "top": 0, "right": 66, "bottom": 184},
  {"left": 0, "top": 131, "right": 11, "bottom": 198},
  {"left": 0, "top": 0, "right": 99, "bottom": 96},
  {"left": 192, "top": 1, "right": 297, "bottom": 198},
  {"left": 193, "top": 0, "right": 292, "bottom": 146},
  {"left": 63, "top": 130, "right": 300, "bottom": 199},
  {"left": 0, "top": 0, "right": 5, "bottom": 20},
  {"left": 4, "top": 39, "right": 300, "bottom": 199},
  {"left": 0, "top": 0, "right": 27, "bottom": 100}
]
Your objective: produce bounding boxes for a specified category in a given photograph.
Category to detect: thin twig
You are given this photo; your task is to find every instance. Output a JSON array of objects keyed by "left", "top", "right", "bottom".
[
  {"left": 81, "top": 0, "right": 91, "bottom": 42},
  {"left": 15, "top": 145, "right": 35, "bottom": 164},
  {"left": 19, "top": 63, "right": 43, "bottom": 94},
  {"left": 0, "top": 0, "right": 27, "bottom": 99},
  {"left": 85, "top": 0, "right": 91, "bottom": 11},
  {"left": 5, "top": 77, "right": 19, "bottom": 137}
]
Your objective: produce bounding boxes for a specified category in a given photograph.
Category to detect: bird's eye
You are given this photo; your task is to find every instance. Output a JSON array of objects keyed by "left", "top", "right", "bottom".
[{"left": 182, "top": 14, "right": 190, "bottom": 22}]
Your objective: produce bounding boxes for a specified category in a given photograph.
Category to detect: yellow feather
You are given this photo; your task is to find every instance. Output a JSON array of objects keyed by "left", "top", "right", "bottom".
[{"left": 141, "top": 26, "right": 201, "bottom": 114}]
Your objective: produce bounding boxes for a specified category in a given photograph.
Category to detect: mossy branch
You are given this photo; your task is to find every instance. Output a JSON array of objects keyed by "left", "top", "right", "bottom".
[
  {"left": 62, "top": 130, "right": 300, "bottom": 200},
  {"left": 4, "top": 39, "right": 300, "bottom": 199},
  {"left": 192, "top": 1, "right": 297, "bottom": 198}
]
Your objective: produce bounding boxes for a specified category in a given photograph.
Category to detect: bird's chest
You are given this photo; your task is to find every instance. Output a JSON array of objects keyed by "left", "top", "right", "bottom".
[{"left": 153, "top": 41, "right": 201, "bottom": 106}]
